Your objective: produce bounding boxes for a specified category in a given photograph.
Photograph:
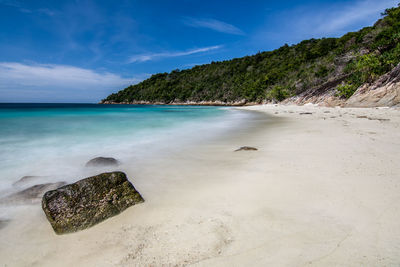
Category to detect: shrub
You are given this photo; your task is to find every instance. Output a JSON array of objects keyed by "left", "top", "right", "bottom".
[
  {"left": 355, "top": 54, "right": 382, "bottom": 82},
  {"left": 336, "top": 83, "right": 358, "bottom": 98},
  {"left": 268, "top": 85, "right": 291, "bottom": 101},
  {"left": 315, "top": 66, "right": 329, "bottom": 77}
]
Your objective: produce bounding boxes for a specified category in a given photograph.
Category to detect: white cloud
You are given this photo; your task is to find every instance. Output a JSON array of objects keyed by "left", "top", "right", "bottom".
[
  {"left": 128, "top": 45, "right": 222, "bottom": 63},
  {"left": 311, "top": 0, "right": 399, "bottom": 35},
  {"left": 0, "top": 62, "right": 145, "bottom": 102},
  {"left": 0, "top": 62, "right": 136, "bottom": 87},
  {"left": 183, "top": 17, "right": 244, "bottom": 35}
]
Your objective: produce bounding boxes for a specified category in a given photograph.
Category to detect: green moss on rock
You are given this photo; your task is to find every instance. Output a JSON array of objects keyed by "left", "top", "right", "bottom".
[{"left": 42, "top": 172, "right": 144, "bottom": 234}]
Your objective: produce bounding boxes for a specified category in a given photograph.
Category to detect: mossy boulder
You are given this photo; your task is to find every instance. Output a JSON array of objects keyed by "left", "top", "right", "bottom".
[{"left": 42, "top": 172, "right": 144, "bottom": 235}]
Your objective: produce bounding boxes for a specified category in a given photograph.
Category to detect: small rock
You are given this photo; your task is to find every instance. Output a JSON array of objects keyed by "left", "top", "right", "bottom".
[
  {"left": 42, "top": 171, "right": 144, "bottom": 234},
  {"left": 299, "top": 112, "right": 313, "bottom": 115},
  {"left": 368, "top": 117, "right": 390, "bottom": 122},
  {"left": 13, "top": 175, "right": 44, "bottom": 187},
  {"left": 1, "top": 182, "right": 66, "bottom": 205},
  {"left": 85, "top": 157, "right": 119, "bottom": 167},
  {"left": 235, "top": 146, "right": 258, "bottom": 152}
]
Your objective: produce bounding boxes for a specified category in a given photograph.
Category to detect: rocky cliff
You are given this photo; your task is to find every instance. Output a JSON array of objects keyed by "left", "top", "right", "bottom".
[
  {"left": 282, "top": 63, "right": 400, "bottom": 107},
  {"left": 345, "top": 63, "right": 400, "bottom": 107}
]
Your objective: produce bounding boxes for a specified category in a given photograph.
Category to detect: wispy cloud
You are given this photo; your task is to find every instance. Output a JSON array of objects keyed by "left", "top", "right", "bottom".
[
  {"left": 0, "top": 0, "right": 56, "bottom": 16},
  {"left": 183, "top": 17, "right": 244, "bottom": 35},
  {"left": 311, "top": 0, "right": 398, "bottom": 35},
  {"left": 37, "top": 8, "right": 56, "bottom": 16},
  {"left": 289, "top": 0, "right": 398, "bottom": 37},
  {"left": 252, "top": 0, "right": 398, "bottom": 48},
  {"left": 0, "top": 0, "right": 21, "bottom": 8},
  {"left": 128, "top": 45, "right": 222, "bottom": 63},
  {"left": 183, "top": 62, "right": 208, "bottom": 68},
  {"left": 0, "top": 62, "right": 145, "bottom": 102},
  {"left": 0, "top": 62, "right": 136, "bottom": 87}
]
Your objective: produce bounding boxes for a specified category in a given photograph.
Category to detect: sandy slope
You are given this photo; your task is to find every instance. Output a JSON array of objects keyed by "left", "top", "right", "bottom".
[{"left": 1, "top": 104, "right": 400, "bottom": 266}]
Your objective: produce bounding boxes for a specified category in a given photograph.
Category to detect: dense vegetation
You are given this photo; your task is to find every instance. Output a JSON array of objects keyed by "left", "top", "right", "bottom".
[{"left": 103, "top": 4, "right": 400, "bottom": 104}]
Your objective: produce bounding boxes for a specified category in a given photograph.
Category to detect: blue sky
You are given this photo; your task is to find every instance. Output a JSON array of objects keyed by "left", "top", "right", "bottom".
[{"left": 0, "top": 0, "right": 398, "bottom": 102}]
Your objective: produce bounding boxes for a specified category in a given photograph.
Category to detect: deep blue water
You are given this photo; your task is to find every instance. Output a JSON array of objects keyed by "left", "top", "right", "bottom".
[{"left": 0, "top": 103, "right": 247, "bottom": 188}]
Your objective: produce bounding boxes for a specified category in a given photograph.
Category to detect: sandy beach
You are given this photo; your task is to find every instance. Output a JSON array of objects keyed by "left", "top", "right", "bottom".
[{"left": 1, "top": 104, "right": 400, "bottom": 266}]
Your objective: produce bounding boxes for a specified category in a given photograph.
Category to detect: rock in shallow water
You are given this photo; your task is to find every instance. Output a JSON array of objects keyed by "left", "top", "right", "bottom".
[
  {"left": 85, "top": 157, "right": 119, "bottom": 167},
  {"left": 12, "top": 176, "right": 43, "bottom": 187},
  {"left": 42, "top": 171, "right": 144, "bottom": 235},
  {"left": 0, "top": 182, "right": 66, "bottom": 205}
]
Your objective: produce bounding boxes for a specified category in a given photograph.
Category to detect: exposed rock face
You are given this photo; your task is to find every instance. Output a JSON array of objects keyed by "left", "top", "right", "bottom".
[
  {"left": 283, "top": 64, "right": 400, "bottom": 107},
  {"left": 1, "top": 182, "right": 66, "bottom": 204},
  {"left": 345, "top": 63, "right": 400, "bottom": 107},
  {"left": 235, "top": 146, "right": 258, "bottom": 152},
  {"left": 42, "top": 172, "right": 144, "bottom": 234},
  {"left": 282, "top": 75, "right": 348, "bottom": 107},
  {"left": 85, "top": 157, "right": 119, "bottom": 167}
]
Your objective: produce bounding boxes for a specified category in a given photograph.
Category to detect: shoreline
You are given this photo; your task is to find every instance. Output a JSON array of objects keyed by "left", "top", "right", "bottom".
[
  {"left": 99, "top": 100, "right": 400, "bottom": 109},
  {"left": 1, "top": 104, "right": 400, "bottom": 266},
  {"left": 99, "top": 100, "right": 262, "bottom": 106}
]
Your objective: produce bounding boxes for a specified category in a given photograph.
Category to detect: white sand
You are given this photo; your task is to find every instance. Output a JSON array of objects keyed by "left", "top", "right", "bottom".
[{"left": 1, "top": 105, "right": 400, "bottom": 266}]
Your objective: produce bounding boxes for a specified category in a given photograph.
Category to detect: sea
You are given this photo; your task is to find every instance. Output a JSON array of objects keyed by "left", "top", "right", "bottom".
[{"left": 0, "top": 103, "right": 253, "bottom": 191}]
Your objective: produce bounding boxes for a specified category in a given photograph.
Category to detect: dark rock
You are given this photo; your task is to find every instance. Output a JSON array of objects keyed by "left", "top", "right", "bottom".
[
  {"left": 1, "top": 182, "right": 66, "bottom": 205},
  {"left": 357, "top": 115, "right": 390, "bottom": 121},
  {"left": 235, "top": 146, "right": 258, "bottom": 152},
  {"left": 299, "top": 112, "right": 313, "bottom": 115},
  {"left": 85, "top": 157, "right": 119, "bottom": 167},
  {"left": 42, "top": 172, "right": 144, "bottom": 235},
  {"left": 368, "top": 117, "right": 390, "bottom": 122}
]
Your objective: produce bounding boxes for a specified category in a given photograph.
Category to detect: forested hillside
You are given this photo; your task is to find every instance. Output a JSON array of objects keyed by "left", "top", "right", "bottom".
[{"left": 102, "top": 4, "right": 400, "bottom": 104}]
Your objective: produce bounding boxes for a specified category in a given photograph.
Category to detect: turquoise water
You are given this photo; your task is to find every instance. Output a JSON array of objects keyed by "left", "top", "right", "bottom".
[{"left": 0, "top": 103, "right": 249, "bottom": 189}]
